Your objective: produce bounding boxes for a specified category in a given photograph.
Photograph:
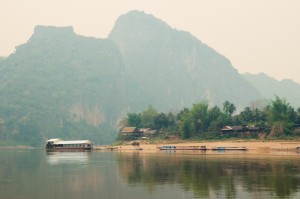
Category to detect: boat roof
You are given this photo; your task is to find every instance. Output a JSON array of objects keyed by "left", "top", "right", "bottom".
[
  {"left": 46, "top": 138, "right": 62, "bottom": 143},
  {"left": 56, "top": 140, "right": 92, "bottom": 145}
]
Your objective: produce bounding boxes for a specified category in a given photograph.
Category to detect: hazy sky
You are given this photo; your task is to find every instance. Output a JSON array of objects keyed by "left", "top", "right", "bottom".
[{"left": 1, "top": 0, "right": 300, "bottom": 83}]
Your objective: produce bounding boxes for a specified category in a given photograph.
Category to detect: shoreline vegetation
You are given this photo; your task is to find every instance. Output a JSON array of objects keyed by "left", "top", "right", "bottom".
[
  {"left": 117, "top": 97, "right": 300, "bottom": 143},
  {"left": 107, "top": 139, "right": 300, "bottom": 153}
]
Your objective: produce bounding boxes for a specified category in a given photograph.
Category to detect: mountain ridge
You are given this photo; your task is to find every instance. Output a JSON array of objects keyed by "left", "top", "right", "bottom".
[
  {"left": 0, "top": 10, "right": 299, "bottom": 146},
  {"left": 109, "top": 10, "right": 261, "bottom": 111},
  {"left": 243, "top": 72, "right": 300, "bottom": 107}
]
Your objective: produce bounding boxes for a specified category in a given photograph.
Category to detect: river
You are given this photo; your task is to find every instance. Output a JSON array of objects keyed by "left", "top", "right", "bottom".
[{"left": 1, "top": 149, "right": 300, "bottom": 199}]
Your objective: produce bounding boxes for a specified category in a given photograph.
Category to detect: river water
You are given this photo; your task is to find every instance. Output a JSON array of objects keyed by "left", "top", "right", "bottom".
[{"left": 1, "top": 149, "right": 300, "bottom": 199}]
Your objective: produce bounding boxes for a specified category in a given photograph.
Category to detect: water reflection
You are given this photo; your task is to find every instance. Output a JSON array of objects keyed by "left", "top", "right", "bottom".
[
  {"left": 1, "top": 150, "right": 300, "bottom": 199},
  {"left": 46, "top": 152, "right": 91, "bottom": 165},
  {"left": 117, "top": 152, "right": 300, "bottom": 198}
]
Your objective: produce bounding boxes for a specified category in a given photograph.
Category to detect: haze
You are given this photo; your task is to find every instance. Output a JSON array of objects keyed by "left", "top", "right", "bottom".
[{"left": 1, "top": 0, "right": 300, "bottom": 83}]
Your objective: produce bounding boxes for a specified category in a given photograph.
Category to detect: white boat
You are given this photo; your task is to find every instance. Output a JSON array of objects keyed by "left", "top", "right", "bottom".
[{"left": 46, "top": 138, "right": 93, "bottom": 151}]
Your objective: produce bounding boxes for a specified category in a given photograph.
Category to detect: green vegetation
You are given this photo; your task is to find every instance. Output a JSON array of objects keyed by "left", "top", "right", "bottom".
[
  {"left": 119, "top": 96, "right": 300, "bottom": 140},
  {"left": 0, "top": 26, "right": 125, "bottom": 146}
]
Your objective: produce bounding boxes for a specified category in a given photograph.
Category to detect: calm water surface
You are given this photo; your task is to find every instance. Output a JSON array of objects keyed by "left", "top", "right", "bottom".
[{"left": 1, "top": 150, "right": 300, "bottom": 199}]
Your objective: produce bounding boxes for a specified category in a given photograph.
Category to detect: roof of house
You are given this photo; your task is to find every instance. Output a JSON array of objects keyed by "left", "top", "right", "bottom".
[
  {"left": 139, "top": 128, "right": 151, "bottom": 132},
  {"left": 221, "top": 126, "right": 262, "bottom": 131},
  {"left": 122, "top": 127, "right": 137, "bottom": 133},
  {"left": 221, "top": 126, "right": 244, "bottom": 131},
  {"left": 247, "top": 127, "right": 260, "bottom": 131}
]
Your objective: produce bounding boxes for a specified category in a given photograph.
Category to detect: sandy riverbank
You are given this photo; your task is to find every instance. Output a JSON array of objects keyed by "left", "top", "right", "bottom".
[{"left": 110, "top": 140, "right": 300, "bottom": 152}]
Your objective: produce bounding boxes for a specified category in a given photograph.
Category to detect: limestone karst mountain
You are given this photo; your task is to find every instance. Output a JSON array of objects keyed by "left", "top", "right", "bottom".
[
  {"left": 108, "top": 10, "right": 261, "bottom": 112},
  {"left": 1, "top": 11, "right": 298, "bottom": 146},
  {"left": 0, "top": 26, "right": 126, "bottom": 145}
]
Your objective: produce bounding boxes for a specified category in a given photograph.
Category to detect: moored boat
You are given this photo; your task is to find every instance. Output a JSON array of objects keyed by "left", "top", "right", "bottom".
[
  {"left": 46, "top": 138, "right": 93, "bottom": 151},
  {"left": 212, "top": 146, "right": 247, "bottom": 151},
  {"left": 157, "top": 145, "right": 207, "bottom": 150}
]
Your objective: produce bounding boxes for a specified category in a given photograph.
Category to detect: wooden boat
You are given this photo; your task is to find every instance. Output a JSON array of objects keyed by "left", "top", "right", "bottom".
[
  {"left": 212, "top": 146, "right": 247, "bottom": 151},
  {"left": 157, "top": 145, "right": 207, "bottom": 150},
  {"left": 46, "top": 138, "right": 93, "bottom": 151}
]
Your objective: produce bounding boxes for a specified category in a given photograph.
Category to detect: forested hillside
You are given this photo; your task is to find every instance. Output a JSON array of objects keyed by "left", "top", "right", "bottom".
[
  {"left": 0, "top": 26, "right": 126, "bottom": 146},
  {"left": 1, "top": 11, "right": 299, "bottom": 146}
]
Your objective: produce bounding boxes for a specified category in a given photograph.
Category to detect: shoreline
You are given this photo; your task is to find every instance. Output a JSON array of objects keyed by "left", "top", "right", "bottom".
[
  {"left": 2, "top": 140, "right": 300, "bottom": 153},
  {"left": 111, "top": 140, "right": 300, "bottom": 152}
]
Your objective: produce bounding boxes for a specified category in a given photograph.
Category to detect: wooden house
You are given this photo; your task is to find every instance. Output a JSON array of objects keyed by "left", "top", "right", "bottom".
[
  {"left": 221, "top": 125, "right": 262, "bottom": 136},
  {"left": 139, "top": 128, "right": 157, "bottom": 138},
  {"left": 221, "top": 126, "right": 245, "bottom": 133},
  {"left": 121, "top": 127, "right": 143, "bottom": 138}
]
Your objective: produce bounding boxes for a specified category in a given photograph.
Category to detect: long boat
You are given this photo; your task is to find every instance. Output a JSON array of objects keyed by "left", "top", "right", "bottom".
[
  {"left": 157, "top": 145, "right": 207, "bottom": 150},
  {"left": 46, "top": 138, "right": 93, "bottom": 151},
  {"left": 212, "top": 146, "right": 247, "bottom": 151}
]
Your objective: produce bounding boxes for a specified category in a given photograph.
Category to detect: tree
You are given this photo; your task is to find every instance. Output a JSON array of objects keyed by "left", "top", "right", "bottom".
[
  {"left": 127, "top": 113, "right": 142, "bottom": 127},
  {"left": 267, "top": 96, "right": 295, "bottom": 137},
  {"left": 154, "top": 113, "right": 169, "bottom": 129},
  {"left": 237, "top": 106, "right": 267, "bottom": 128},
  {"left": 182, "top": 116, "right": 194, "bottom": 139},
  {"left": 190, "top": 102, "right": 209, "bottom": 135},
  {"left": 141, "top": 105, "right": 158, "bottom": 128},
  {"left": 222, "top": 100, "right": 236, "bottom": 116},
  {"left": 238, "top": 107, "right": 253, "bottom": 125},
  {"left": 222, "top": 101, "right": 236, "bottom": 125},
  {"left": 207, "top": 106, "right": 225, "bottom": 131},
  {"left": 296, "top": 108, "right": 300, "bottom": 127},
  {"left": 166, "top": 112, "right": 177, "bottom": 131}
]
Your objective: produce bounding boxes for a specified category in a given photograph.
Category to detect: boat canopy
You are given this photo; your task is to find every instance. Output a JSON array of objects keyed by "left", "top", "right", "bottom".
[
  {"left": 46, "top": 139, "right": 92, "bottom": 145},
  {"left": 56, "top": 140, "right": 92, "bottom": 145},
  {"left": 46, "top": 138, "right": 62, "bottom": 143}
]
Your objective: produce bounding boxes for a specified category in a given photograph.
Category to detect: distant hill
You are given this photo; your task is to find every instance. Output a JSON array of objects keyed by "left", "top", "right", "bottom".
[
  {"left": 243, "top": 73, "right": 300, "bottom": 108},
  {"left": 3, "top": 11, "right": 296, "bottom": 146},
  {"left": 0, "top": 26, "right": 126, "bottom": 145},
  {"left": 108, "top": 10, "right": 261, "bottom": 112}
]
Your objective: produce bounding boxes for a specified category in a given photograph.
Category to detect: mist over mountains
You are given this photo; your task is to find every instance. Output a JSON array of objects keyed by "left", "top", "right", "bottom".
[
  {"left": 0, "top": 10, "right": 299, "bottom": 145},
  {"left": 108, "top": 11, "right": 262, "bottom": 112},
  {"left": 243, "top": 73, "right": 300, "bottom": 107}
]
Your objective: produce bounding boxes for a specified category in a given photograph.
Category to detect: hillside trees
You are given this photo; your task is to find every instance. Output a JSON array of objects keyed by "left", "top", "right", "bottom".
[
  {"left": 121, "top": 101, "right": 235, "bottom": 139},
  {"left": 119, "top": 97, "right": 300, "bottom": 140},
  {"left": 296, "top": 108, "right": 300, "bottom": 126},
  {"left": 125, "top": 106, "right": 177, "bottom": 131}
]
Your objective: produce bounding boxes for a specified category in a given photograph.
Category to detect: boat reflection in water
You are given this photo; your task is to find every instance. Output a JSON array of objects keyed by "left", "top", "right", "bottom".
[{"left": 46, "top": 151, "right": 91, "bottom": 165}]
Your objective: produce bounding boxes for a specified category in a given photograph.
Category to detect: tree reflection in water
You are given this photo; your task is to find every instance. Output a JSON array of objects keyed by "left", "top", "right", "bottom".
[{"left": 117, "top": 152, "right": 300, "bottom": 198}]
